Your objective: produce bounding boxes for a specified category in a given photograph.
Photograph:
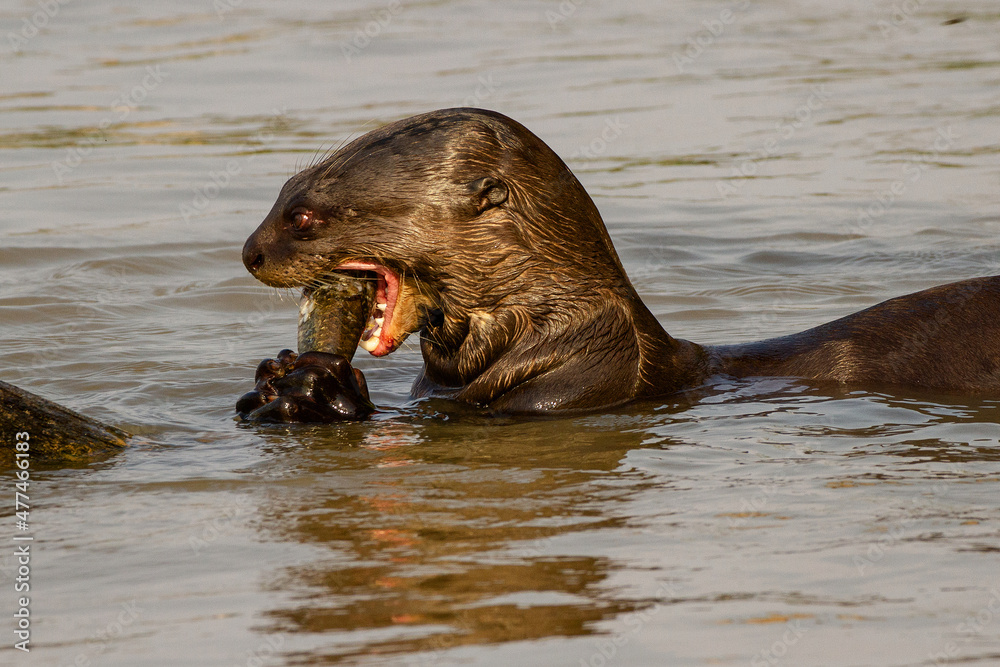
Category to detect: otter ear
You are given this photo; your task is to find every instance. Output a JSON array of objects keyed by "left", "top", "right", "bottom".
[{"left": 467, "top": 176, "right": 508, "bottom": 213}]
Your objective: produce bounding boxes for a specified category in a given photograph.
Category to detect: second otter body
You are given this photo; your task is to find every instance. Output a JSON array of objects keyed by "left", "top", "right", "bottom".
[
  {"left": 242, "top": 108, "right": 999, "bottom": 415},
  {"left": 711, "top": 275, "right": 1000, "bottom": 392}
]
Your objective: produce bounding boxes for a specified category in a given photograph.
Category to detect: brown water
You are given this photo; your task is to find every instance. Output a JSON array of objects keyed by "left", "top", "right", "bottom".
[{"left": 2, "top": 1, "right": 1000, "bottom": 665}]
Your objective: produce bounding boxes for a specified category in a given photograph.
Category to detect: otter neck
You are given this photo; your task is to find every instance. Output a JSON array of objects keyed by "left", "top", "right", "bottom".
[
  {"left": 415, "top": 276, "right": 710, "bottom": 409},
  {"left": 625, "top": 292, "right": 711, "bottom": 399}
]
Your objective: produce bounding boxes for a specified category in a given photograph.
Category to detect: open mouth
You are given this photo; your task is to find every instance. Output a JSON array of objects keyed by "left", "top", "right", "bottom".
[{"left": 332, "top": 261, "right": 403, "bottom": 357}]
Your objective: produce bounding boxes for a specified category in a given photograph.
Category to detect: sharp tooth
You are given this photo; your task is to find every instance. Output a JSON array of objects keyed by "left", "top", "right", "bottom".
[
  {"left": 375, "top": 316, "right": 384, "bottom": 326},
  {"left": 359, "top": 336, "right": 379, "bottom": 352},
  {"left": 376, "top": 303, "right": 387, "bottom": 311}
]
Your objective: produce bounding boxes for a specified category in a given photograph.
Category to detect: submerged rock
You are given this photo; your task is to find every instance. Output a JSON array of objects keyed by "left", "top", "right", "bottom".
[{"left": 0, "top": 380, "right": 129, "bottom": 466}]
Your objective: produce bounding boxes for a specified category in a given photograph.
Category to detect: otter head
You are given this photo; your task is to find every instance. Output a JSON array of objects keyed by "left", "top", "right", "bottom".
[{"left": 243, "top": 108, "right": 636, "bottom": 387}]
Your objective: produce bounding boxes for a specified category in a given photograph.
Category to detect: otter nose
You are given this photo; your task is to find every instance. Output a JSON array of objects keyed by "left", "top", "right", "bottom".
[{"left": 242, "top": 235, "right": 265, "bottom": 274}]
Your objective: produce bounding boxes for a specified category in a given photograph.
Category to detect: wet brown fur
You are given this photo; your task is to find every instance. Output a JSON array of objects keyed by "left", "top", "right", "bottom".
[{"left": 243, "top": 108, "right": 1000, "bottom": 413}]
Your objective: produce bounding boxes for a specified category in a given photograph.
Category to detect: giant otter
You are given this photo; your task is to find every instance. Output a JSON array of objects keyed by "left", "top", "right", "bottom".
[{"left": 241, "top": 107, "right": 1000, "bottom": 419}]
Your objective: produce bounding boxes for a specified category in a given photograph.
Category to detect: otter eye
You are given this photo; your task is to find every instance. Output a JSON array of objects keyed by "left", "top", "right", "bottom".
[{"left": 290, "top": 208, "right": 314, "bottom": 232}]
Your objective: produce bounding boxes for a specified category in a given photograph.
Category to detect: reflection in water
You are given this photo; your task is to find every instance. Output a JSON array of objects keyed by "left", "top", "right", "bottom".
[
  {"left": 244, "top": 383, "right": 1000, "bottom": 663},
  {"left": 255, "top": 415, "right": 670, "bottom": 661}
]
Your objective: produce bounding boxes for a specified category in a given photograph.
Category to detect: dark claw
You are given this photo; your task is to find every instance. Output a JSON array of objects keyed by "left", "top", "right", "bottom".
[
  {"left": 254, "top": 359, "right": 283, "bottom": 383},
  {"left": 254, "top": 349, "right": 297, "bottom": 382},
  {"left": 275, "top": 348, "right": 298, "bottom": 365},
  {"left": 238, "top": 351, "right": 375, "bottom": 423},
  {"left": 235, "top": 389, "right": 269, "bottom": 416}
]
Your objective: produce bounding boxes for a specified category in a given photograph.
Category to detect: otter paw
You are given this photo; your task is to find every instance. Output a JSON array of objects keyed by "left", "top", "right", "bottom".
[{"left": 236, "top": 349, "right": 376, "bottom": 423}]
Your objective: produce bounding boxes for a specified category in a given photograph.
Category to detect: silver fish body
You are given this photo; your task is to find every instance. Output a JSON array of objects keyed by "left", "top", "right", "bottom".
[{"left": 297, "top": 277, "right": 376, "bottom": 361}]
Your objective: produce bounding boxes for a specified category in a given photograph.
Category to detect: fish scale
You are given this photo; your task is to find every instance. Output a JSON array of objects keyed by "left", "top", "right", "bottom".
[{"left": 297, "top": 275, "right": 377, "bottom": 360}]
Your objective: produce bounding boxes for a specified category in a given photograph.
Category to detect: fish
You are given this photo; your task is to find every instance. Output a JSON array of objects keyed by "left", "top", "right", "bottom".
[
  {"left": 297, "top": 274, "right": 376, "bottom": 361},
  {"left": 236, "top": 274, "right": 377, "bottom": 422}
]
